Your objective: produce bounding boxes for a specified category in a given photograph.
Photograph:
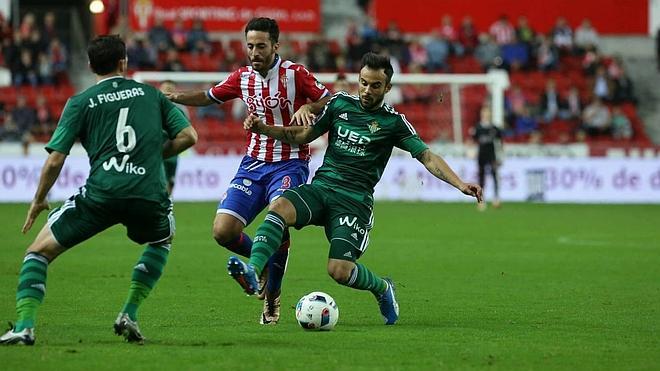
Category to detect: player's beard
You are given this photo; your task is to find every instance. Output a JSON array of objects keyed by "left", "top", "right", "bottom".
[
  {"left": 361, "top": 93, "right": 384, "bottom": 111},
  {"left": 251, "top": 53, "right": 275, "bottom": 75}
]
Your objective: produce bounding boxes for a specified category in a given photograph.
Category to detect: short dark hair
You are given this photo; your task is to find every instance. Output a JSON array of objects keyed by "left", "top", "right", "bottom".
[
  {"left": 88, "top": 35, "right": 126, "bottom": 75},
  {"left": 360, "top": 52, "right": 394, "bottom": 84},
  {"left": 245, "top": 17, "right": 279, "bottom": 44}
]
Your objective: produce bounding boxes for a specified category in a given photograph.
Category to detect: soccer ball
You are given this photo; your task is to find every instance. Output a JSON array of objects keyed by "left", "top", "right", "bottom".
[{"left": 295, "top": 291, "right": 339, "bottom": 331}]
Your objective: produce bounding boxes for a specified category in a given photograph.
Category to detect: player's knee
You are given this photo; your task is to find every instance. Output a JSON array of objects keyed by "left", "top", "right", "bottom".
[
  {"left": 267, "top": 197, "right": 295, "bottom": 225},
  {"left": 26, "top": 239, "right": 64, "bottom": 262},
  {"left": 212, "top": 223, "right": 239, "bottom": 246},
  {"left": 327, "top": 260, "right": 352, "bottom": 284}
]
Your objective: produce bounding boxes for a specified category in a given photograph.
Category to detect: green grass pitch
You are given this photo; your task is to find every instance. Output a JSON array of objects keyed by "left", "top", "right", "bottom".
[{"left": 1, "top": 201, "right": 659, "bottom": 370}]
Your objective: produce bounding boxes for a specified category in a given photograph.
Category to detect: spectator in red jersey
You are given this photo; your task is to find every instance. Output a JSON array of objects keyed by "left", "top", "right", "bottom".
[
  {"left": 34, "top": 94, "right": 54, "bottom": 140},
  {"left": 19, "top": 13, "right": 36, "bottom": 40},
  {"left": 408, "top": 38, "right": 428, "bottom": 68},
  {"left": 171, "top": 17, "right": 188, "bottom": 51},
  {"left": 489, "top": 15, "right": 515, "bottom": 46},
  {"left": 458, "top": 16, "right": 479, "bottom": 54},
  {"left": 439, "top": 15, "right": 464, "bottom": 56},
  {"left": 607, "top": 55, "right": 624, "bottom": 80},
  {"left": 48, "top": 38, "right": 68, "bottom": 76},
  {"left": 581, "top": 44, "right": 601, "bottom": 75},
  {"left": 505, "top": 85, "right": 527, "bottom": 127},
  {"left": 346, "top": 21, "right": 370, "bottom": 70},
  {"left": 0, "top": 13, "right": 12, "bottom": 46}
]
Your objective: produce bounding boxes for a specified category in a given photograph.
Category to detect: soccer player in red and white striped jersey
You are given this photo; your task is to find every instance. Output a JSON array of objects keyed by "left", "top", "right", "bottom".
[{"left": 168, "top": 18, "right": 330, "bottom": 325}]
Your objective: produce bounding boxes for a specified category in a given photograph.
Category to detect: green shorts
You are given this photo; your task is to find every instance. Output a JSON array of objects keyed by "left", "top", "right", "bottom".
[
  {"left": 163, "top": 156, "right": 178, "bottom": 187},
  {"left": 47, "top": 188, "right": 175, "bottom": 249},
  {"left": 282, "top": 183, "right": 373, "bottom": 262}
]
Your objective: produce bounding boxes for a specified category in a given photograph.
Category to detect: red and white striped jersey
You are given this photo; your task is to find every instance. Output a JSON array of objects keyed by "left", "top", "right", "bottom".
[{"left": 207, "top": 56, "right": 329, "bottom": 162}]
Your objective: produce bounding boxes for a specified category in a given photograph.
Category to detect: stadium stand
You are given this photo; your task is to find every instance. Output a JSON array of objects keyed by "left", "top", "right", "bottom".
[{"left": 1, "top": 9, "right": 655, "bottom": 157}]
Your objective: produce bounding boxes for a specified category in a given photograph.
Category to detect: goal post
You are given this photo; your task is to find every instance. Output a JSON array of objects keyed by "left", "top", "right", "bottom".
[{"left": 133, "top": 70, "right": 509, "bottom": 144}]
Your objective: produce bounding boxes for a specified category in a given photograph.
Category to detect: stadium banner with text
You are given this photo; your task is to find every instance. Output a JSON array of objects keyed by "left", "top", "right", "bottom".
[
  {"left": 1, "top": 156, "right": 659, "bottom": 203},
  {"left": 129, "top": 0, "right": 320, "bottom": 32}
]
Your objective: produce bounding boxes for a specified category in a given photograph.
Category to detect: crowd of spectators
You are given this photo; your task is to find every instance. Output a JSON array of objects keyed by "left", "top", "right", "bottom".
[
  {"left": 0, "top": 11, "right": 644, "bottom": 148},
  {"left": 0, "top": 12, "right": 67, "bottom": 150},
  {"left": 1, "top": 12, "right": 68, "bottom": 86}
]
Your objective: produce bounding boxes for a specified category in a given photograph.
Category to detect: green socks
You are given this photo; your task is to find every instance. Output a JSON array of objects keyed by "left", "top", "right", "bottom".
[
  {"left": 14, "top": 252, "right": 49, "bottom": 331},
  {"left": 121, "top": 244, "right": 170, "bottom": 321},
  {"left": 346, "top": 263, "right": 387, "bottom": 295},
  {"left": 12, "top": 244, "right": 170, "bottom": 331},
  {"left": 249, "top": 211, "right": 286, "bottom": 276}
]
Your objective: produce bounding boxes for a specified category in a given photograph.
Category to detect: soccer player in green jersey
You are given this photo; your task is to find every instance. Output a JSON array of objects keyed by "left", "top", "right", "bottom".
[
  {"left": 0, "top": 35, "right": 197, "bottom": 345},
  {"left": 226, "top": 52, "right": 482, "bottom": 325}
]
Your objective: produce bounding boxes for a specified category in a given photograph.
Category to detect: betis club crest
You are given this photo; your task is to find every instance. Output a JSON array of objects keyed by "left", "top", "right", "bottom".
[{"left": 367, "top": 121, "right": 381, "bottom": 133}]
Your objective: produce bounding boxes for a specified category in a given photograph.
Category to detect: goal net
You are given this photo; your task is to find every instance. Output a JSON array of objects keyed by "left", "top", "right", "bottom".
[{"left": 133, "top": 70, "right": 509, "bottom": 154}]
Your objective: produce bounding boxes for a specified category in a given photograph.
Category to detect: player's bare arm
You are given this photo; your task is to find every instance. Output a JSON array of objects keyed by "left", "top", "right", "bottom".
[
  {"left": 163, "top": 126, "right": 198, "bottom": 159},
  {"left": 166, "top": 90, "right": 213, "bottom": 106},
  {"left": 416, "top": 149, "right": 483, "bottom": 203},
  {"left": 244, "top": 114, "right": 318, "bottom": 144},
  {"left": 290, "top": 95, "right": 331, "bottom": 128},
  {"left": 22, "top": 151, "right": 67, "bottom": 233}
]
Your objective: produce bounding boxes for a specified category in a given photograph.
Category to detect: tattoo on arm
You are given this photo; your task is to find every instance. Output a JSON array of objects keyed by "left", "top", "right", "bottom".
[{"left": 284, "top": 129, "right": 297, "bottom": 142}]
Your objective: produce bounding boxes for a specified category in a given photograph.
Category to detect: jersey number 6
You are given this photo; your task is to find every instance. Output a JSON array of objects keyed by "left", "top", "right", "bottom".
[{"left": 115, "top": 107, "right": 136, "bottom": 153}]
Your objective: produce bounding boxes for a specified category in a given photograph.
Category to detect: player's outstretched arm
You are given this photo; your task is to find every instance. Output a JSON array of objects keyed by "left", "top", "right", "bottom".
[
  {"left": 166, "top": 90, "right": 214, "bottom": 106},
  {"left": 290, "top": 95, "right": 331, "bottom": 128},
  {"left": 163, "top": 126, "right": 198, "bottom": 158},
  {"left": 22, "top": 151, "right": 67, "bottom": 233},
  {"left": 244, "top": 114, "right": 319, "bottom": 144},
  {"left": 416, "top": 149, "right": 483, "bottom": 203}
]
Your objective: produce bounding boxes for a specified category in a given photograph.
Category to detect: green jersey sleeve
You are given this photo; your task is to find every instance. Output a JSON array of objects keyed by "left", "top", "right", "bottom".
[
  {"left": 46, "top": 97, "right": 83, "bottom": 155},
  {"left": 310, "top": 93, "right": 339, "bottom": 138},
  {"left": 160, "top": 92, "right": 190, "bottom": 139},
  {"left": 393, "top": 115, "right": 428, "bottom": 158}
]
